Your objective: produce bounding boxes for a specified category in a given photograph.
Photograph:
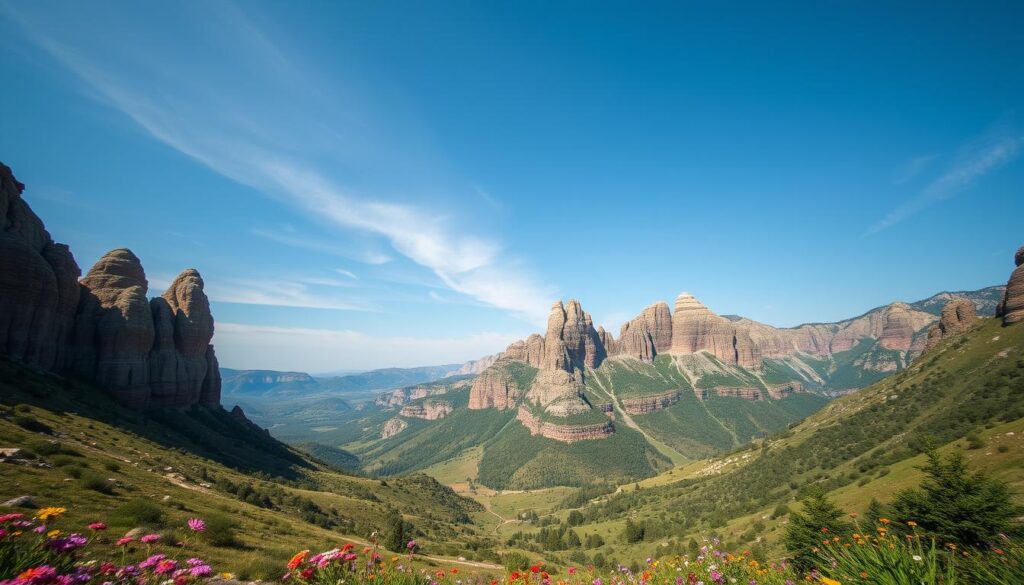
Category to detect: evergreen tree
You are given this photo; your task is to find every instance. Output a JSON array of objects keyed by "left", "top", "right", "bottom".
[
  {"left": 890, "top": 450, "right": 1020, "bottom": 547},
  {"left": 865, "top": 497, "right": 887, "bottom": 527},
  {"left": 382, "top": 511, "right": 405, "bottom": 552},
  {"left": 784, "top": 488, "right": 852, "bottom": 570},
  {"left": 623, "top": 519, "right": 645, "bottom": 543},
  {"left": 566, "top": 529, "right": 581, "bottom": 548}
]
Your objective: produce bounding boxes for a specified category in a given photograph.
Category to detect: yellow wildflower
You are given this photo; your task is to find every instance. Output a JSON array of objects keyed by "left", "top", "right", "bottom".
[{"left": 37, "top": 507, "right": 66, "bottom": 521}]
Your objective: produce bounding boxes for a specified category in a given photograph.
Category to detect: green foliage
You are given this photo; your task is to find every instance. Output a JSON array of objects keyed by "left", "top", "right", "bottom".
[
  {"left": 12, "top": 415, "right": 52, "bottom": 434},
  {"left": 889, "top": 450, "right": 1021, "bottom": 547},
  {"left": 623, "top": 519, "right": 645, "bottom": 543},
  {"left": 382, "top": 511, "right": 407, "bottom": 552},
  {"left": 502, "top": 551, "right": 530, "bottom": 572},
  {"left": 201, "top": 513, "right": 239, "bottom": 547},
  {"left": 79, "top": 470, "right": 114, "bottom": 494},
  {"left": 110, "top": 498, "right": 166, "bottom": 527},
  {"left": 784, "top": 489, "right": 852, "bottom": 569}
]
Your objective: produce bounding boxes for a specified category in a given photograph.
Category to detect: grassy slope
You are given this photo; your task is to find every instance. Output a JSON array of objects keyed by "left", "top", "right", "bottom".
[
  {"left": 539, "top": 318, "right": 1024, "bottom": 564},
  {"left": 0, "top": 359, "right": 500, "bottom": 576}
]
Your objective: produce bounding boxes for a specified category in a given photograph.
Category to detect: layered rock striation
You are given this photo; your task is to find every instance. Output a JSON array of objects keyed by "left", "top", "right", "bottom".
[
  {"left": 997, "top": 246, "right": 1024, "bottom": 326},
  {"left": 516, "top": 406, "right": 614, "bottom": 442},
  {"left": 925, "top": 299, "right": 978, "bottom": 350},
  {"left": 399, "top": 400, "right": 453, "bottom": 420},
  {"left": 620, "top": 390, "right": 680, "bottom": 414},
  {"left": 0, "top": 162, "right": 220, "bottom": 409},
  {"left": 468, "top": 362, "right": 524, "bottom": 410}
]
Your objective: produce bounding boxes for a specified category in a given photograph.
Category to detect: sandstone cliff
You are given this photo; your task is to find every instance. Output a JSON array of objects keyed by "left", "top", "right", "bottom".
[
  {"left": 620, "top": 390, "right": 680, "bottom": 414},
  {"left": 516, "top": 406, "right": 614, "bottom": 442},
  {"left": 997, "top": 246, "right": 1024, "bottom": 326},
  {"left": 468, "top": 361, "right": 526, "bottom": 410},
  {"left": 0, "top": 162, "right": 221, "bottom": 409},
  {"left": 925, "top": 299, "right": 978, "bottom": 350},
  {"left": 399, "top": 400, "right": 453, "bottom": 420}
]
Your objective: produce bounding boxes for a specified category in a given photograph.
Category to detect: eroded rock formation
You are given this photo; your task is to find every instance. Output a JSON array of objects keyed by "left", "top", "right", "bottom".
[
  {"left": 399, "top": 400, "right": 453, "bottom": 420},
  {"left": 468, "top": 363, "right": 524, "bottom": 410},
  {"left": 998, "top": 246, "right": 1024, "bottom": 326},
  {"left": 671, "top": 293, "right": 762, "bottom": 369},
  {"left": 516, "top": 406, "right": 614, "bottom": 442},
  {"left": 0, "top": 162, "right": 221, "bottom": 409},
  {"left": 381, "top": 418, "right": 408, "bottom": 439},
  {"left": 925, "top": 299, "right": 978, "bottom": 350},
  {"left": 620, "top": 391, "right": 680, "bottom": 414},
  {"left": 765, "top": 381, "right": 804, "bottom": 400},
  {"left": 694, "top": 386, "right": 764, "bottom": 401}
]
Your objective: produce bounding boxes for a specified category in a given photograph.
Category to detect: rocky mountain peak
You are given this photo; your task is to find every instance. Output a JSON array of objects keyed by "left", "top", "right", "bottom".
[
  {"left": 0, "top": 162, "right": 221, "bottom": 409},
  {"left": 925, "top": 299, "right": 978, "bottom": 350},
  {"left": 998, "top": 244, "right": 1024, "bottom": 325}
]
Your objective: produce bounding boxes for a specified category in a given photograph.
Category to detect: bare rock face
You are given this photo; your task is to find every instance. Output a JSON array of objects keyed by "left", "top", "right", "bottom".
[
  {"left": 999, "top": 246, "right": 1024, "bottom": 326},
  {"left": 765, "top": 381, "right": 804, "bottom": 400},
  {"left": 670, "top": 293, "right": 762, "bottom": 369},
  {"left": 620, "top": 391, "right": 680, "bottom": 414},
  {"left": 525, "top": 369, "right": 589, "bottom": 415},
  {"left": 877, "top": 303, "right": 916, "bottom": 351},
  {"left": 596, "top": 326, "right": 618, "bottom": 357},
  {"left": 618, "top": 302, "right": 672, "bottom": 362},
  {"left": 0, "top": 162, "right": 82, "bottom": 371},
  {"left": 400, "top": 400, "right": 453, "bottom": 420},
  {"left": 0, "top": 162, "right": 222, "bottom": 410},
  {"left": 694, "top": 386, "right": 764, "bottom": 401},
  {"left": 381, "top": 418, "right": 408, "bottom": 439},
  {"left": 149, "top": 269, "right": 215, "bottom": 407},
  {"left": 540, "top": 300, "right": 606, "bottom": 371},
  {"left": 468, "top": 362, "right": 524, "bottom": 410},
  {"left": 502, "top": 334, "right": 544, "bottom": 367},
  {"left": 516, "top": 406, "right": 614, "bottom": 442},
  {"left": 925, "top": 299, "right": 978, "bottom": 350},
  {"left": 73, "top": 249, "right": 156, "bottom": 409}
]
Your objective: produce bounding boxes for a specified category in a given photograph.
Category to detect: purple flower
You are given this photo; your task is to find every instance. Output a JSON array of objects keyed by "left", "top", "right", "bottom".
[
  {"left": 189, "top": 565, "right": 212, "bottom": 578},
  {"left": 48, "top": 534, "right": 88, "bottom": 552},
  {"left": 187, "top": 518, "right": 206, "bottom": 533},
  {"left": 139, "top": 555, "right": 166, "bottom": 569}
]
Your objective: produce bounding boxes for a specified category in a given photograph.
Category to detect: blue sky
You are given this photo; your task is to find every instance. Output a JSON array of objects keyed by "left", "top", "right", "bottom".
[{"left": 1, "top": 1, "right": 1021, "bottom": 373}]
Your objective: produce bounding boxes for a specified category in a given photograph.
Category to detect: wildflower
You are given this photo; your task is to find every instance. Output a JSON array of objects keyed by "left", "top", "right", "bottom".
[
  {"left": 407, "top": 540, "right": 417, "bottom": 550},
  {"left": 912, "top": 555, "right": 922, "bottom": 562},
  {"left": 0, "top": 513, "right": 24, "bottom": 523},
  {"left": 37, "top": 507, "right": 66, "bottom": 521},
  {"left": 568, "top": 568, "right": 577, "bottom": 575},
  {"left": 288, "top": 551, "right": 310, "bottom": 570},
  {"left": 300, "top": 568, "right": 314, "bottom": 580},
  {"left": 116, "top": 537, "right": 134, "bottom": 546},
  {"left": 47, "top": 529, "right": 61, "bottom": 537},
  {"left": 906, "top": 520, "right": 917, "bottom": 527},
  {"left": 88, "top": 522, "right": 107, "bottom": 531},
  {"left": 187, "top": 518, "right": 206, "bottom": 532},
  {"left": 154, "top": 559, "right": 178, "bottom": 575},
  {"left": 140, "top": 534, "right": 161, "bottom": 544},
  {"left": 819, "top": 579, "right": 841, "bottom": 585},
  {"left": 879, "top": 518, "right": 890, "bottom": 525},
  {"left": 531, "top": 566, "right": 541, "bottom": 574}
]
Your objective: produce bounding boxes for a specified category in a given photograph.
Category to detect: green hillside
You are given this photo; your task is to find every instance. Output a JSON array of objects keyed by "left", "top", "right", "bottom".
[
  {"left": 534, "top": 317, "right": 1024, "bottom": 563},
  {"left": 0, "top": 358, "right": 501, "bottom": 576}
]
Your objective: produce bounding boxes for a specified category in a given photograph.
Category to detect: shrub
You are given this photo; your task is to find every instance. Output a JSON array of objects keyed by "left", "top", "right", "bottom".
[
  {"left": 202, "top": 513, "right": 239, "bottom": 547},
  {"left": 80, "top": 471, "right": 114, "bottom": 494},
  {"left": 784, "top": 488, "right": 852, "bottom": 570},
  {"left": 110, "top": 498, "right": 165, "bottom": 527},
  {"left": 13, "top": 415, "right": 52, "bottom": 434},
  {"left": 27, "top": 439, "right": 62, "bottom": 456}
]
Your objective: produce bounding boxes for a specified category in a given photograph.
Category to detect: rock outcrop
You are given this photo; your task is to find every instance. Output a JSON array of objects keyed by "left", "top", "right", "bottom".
[
  {"left": 516, "top": 406, "right": 614, "bottom": 442},
  {"left": 0, "top": 162, "right": 221, "bottom": 410},
  {"left": 620, "top": 391, "right": 680, "bottom": 414},
  {"left": 694, "top": 386, "right": 764, "bottom": 401},
  {"left": 399, "top": 400, "right": 453, "bottom": 420},
  {"left": 468, "top": 363, "right": 524, "bottom": 410},
  {"left": 502, "top": 334, "right": 544, "bottom": 367},
  {"left": 997, "top": 246, "right": 1024, "bottom": 326},
  {"left": 765, "top": 381, "right": 804, "bottom": 400},
  {"left": 925, "top": 299, "right": 978, "bottom": 350},
  {"left": 671, "top": 293, "right": 762, "bottom": 369},
  {"left": 381, "top": 418, "right": 408, "bottom": 439},
  {"left": 616, "top": 302, "right": 672, "bottom": 362},
  {"left": 0, "top": 162, "right": 82, "bottom": 372}
]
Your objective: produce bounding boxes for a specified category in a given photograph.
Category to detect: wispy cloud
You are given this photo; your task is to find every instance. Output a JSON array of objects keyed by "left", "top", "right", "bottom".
[
  {"left": 3, "top": 2, "right": 554, "bottom": 324},
  {"left": 865, "top": 129, "right": 1023, "bottom": 236},
  {"left": 214, "top": 322, "right": 521, "bottom": 372},
  {"left": 148, "top": 271, "right": 374, "bottom": 311},
  {"left": 893, "top": 153, "right": 939, "bottom": 185},
  {"left": 250, "top": 228, "right": 392, "bottom": 265}
]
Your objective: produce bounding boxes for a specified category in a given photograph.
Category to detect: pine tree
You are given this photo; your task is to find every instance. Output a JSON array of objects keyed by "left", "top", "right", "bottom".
[
  {"left": 623, "top": 519, "right": 645, "bottom": 543},
  {"left": 566, "top": 529, "right": 582, "bottom": 548},
  {"left": 784, "top": 488, "right": 852, "bottom": 570},
  {"left": 382, "top": 511, "right": 405, "bottom": 552},
  {"left": 890, "top": 450, "right": 1020, "bottom": 547}
]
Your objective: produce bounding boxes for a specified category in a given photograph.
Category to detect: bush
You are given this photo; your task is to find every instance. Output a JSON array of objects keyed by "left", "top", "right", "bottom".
[
  {"left": 27, "top": 440, "right": 62, "bottom": 456},
  {"left": 110, "top": 499, "right": 165, "bottom": 527},
  {"left": 13, "top": 415, "right": 52, "bottom": 434},
  {"left": 80, "top": 471, "right": 114, "bottom": 494},
  {"left": 784, "top": 488, "right": 852, "bottom": 570},
  {"left": 202, "top": 513, "right": 239, "bottom": 547},
  {"left": 502, "top": 551, "right": 530, "bottom": 572}
]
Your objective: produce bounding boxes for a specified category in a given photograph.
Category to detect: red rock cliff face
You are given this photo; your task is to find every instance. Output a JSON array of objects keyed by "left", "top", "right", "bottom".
[
  {"left": 671, "top": 293, "right": 763, "bottom": 369},
  {"left": 620, "top": 391, "right": 680, "bottom": 414},
  {"left": 0, "top": 162, "right": 221, "bottom": 409},
  {"left": 516, "top": 407, "right": 614, "bottom": 442},
  {"left": 468, "top": 363, "right": 524, "bottom": 410},
  {"left": 925, "top": 299, "right": 978, "bottom": 350},
  {"left": 694, "top": 386, "right": 764, "bottom": 401}
]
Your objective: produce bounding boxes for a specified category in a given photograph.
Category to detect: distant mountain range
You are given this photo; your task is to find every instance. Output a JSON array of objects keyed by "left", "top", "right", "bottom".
[{"left": 227, "top": 284, "right": 1004, "bottom": 489}]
